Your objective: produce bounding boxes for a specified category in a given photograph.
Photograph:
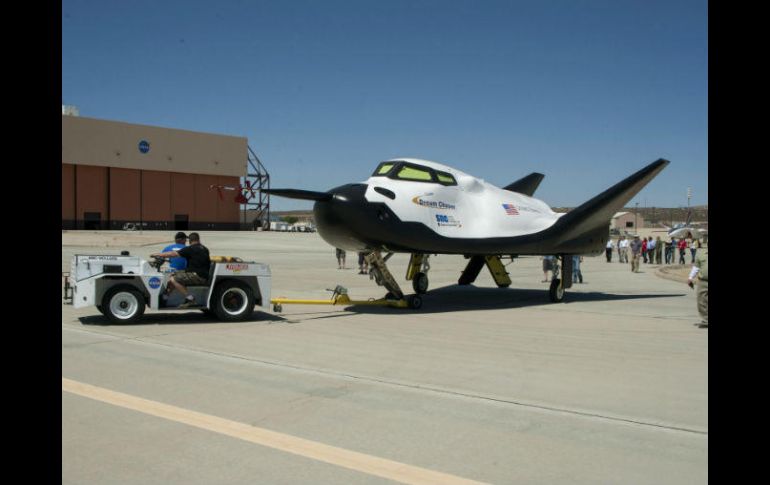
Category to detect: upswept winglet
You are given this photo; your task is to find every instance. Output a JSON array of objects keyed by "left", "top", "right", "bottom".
[{"left": 548, "top": 159, "right": 670, "bottom": 245}]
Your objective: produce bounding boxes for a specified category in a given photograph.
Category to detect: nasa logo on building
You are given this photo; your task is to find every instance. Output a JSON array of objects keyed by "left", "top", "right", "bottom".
[{"left": 138, "top": 140, "right": 150, "bottom": 154}]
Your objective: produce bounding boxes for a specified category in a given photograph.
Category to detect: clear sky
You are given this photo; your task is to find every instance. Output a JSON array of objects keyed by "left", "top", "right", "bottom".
[{"left": 62, "top": 0, "right": 707, "bottom": 211}]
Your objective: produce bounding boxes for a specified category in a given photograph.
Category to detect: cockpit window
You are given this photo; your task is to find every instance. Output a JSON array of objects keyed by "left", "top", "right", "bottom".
[
  {"left": 372, "top": 162, "right": 395, "bottom": 176},
  {"left": 396, "top": 166, "right": 433, "bottom": 181},
  {"left": 435, "top": 171, "right": 457, "bottom": 186}
]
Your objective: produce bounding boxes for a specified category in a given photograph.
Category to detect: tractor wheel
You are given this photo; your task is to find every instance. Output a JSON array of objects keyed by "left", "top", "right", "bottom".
[
  {"left": 213, "top": 281, "right": 255, "bottom": 322},
  {"left": 102, "top": 286, "right": 146, "bottom": 324}
]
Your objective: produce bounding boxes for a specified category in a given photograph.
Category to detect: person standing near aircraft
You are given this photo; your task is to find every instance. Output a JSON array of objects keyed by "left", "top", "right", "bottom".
[
  {"left": 678, "top": 238, "right": 688, "bottom": 264},
  {"left": 618, "top": 235, "right": 628, "bottom": 263},
  {"left": 666, "top": 238, "right": 676, "bottom": 264},
  {"left": 572, "top": 255, "right": 583, "bottom": 284},
  {"left": 630, "top": 235, "right": 642, "bottom": 273},
  {"left": 647, "top": 237, "right": 656, "bottom": 264},
  {"left": 641, "top": 237, "right": 648, "bottom": 263},
  {"left": 689, "top": 238, "right": 698, "bottom": 263},
  {"left": 357, "top": 251, "right": 369, "bottom": 274},
  {"left": 688, "top": 247, "right": 708, "bottom": 327},
  {"left": 336, "top": 248, "right": 347, "bottom": 269},
  {"left": 605, "top": 239, "right": 614, "bottom": 262},
  {"left": 654, "top": 236, "right": 663, "bottom": 264},
  {"left": 542, "top": 255, "right": 555, "bottom": 282}
]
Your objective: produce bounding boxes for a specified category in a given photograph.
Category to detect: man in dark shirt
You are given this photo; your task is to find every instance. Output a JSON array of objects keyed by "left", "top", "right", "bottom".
[{"left": 151, "top": 232, "right": 211, "bottom": 307}]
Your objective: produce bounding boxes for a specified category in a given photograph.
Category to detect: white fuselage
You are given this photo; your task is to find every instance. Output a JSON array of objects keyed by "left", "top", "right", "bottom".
[{"left": 362, "top": 158, "right": 563, "bottom": 239}]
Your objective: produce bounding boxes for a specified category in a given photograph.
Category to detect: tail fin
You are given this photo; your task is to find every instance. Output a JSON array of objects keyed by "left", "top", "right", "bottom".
[
  {"left": 549, "top": 159, "right": 669, "bottom": 245},
  {"left": 503, "top": 173, "right": 545, "bottom": 196}
]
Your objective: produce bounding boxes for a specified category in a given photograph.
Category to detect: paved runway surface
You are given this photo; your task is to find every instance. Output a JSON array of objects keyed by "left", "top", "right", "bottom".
[{"left": 62, "top": 231, "right": 707, "bottom": 484}]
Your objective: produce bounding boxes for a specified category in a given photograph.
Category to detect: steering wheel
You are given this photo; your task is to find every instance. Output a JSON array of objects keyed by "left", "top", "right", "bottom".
[{"left": 151, "top": 257, "right": 167, "bottom": 272}]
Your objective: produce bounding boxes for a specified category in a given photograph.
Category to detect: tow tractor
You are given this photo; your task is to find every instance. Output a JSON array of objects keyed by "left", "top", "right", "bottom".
[{"left": 63, "top": 252, "right": 271, "bottom": 324}]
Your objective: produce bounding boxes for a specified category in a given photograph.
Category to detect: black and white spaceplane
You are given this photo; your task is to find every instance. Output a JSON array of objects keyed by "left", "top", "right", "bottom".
[{"left": 266, "top": 158, "right": 669, "bottom": 305}]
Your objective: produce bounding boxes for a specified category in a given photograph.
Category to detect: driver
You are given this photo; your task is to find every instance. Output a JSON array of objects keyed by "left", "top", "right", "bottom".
[{"left": 151, "top": 232, "right": 211, "bottom": 308}]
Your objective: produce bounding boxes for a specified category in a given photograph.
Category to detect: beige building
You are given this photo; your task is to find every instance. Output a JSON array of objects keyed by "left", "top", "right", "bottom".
[
  {"left": 611, "top": 211, "right": 644, "bottom": 232},
  {"left": 62, "top": 115, "right": 249, "bottom": 230}
]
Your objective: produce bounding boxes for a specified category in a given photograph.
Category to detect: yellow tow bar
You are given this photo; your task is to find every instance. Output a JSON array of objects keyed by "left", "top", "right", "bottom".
[{"left": 270, "top": 286, "right": 421, "bottom": 312}]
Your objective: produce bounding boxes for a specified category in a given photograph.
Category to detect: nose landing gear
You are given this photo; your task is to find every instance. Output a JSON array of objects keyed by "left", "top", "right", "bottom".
[{"left": 365, "top": 251, "right": 423, "bottom": 309}]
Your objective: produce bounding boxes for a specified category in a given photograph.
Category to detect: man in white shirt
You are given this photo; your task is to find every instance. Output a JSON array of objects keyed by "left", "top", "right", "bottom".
[
  {"left": 647, "top": 237, "right": 656, "bottom": 264},
  {"left": 605, "top": 239, "right": 614, "bottom": 263},
  {"left": 618, "top": 236, "right": 629, "bottom": 263}
]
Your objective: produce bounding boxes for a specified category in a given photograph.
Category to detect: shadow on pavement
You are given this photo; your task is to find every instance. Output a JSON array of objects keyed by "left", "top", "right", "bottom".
[
  {"left": 344, "top": 285, "right": 687, "bottom": 315},
  {"left": 78, "top": 310, "right": 285, "bottom": 326}
]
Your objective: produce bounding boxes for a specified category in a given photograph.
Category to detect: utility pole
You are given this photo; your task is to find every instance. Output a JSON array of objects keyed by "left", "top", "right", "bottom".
[
  {"left": 687, "top": 187, "right": 692, "bottom": 208},
  {"left": 635, "top": 202, "right": 639, "bottom": 231}
]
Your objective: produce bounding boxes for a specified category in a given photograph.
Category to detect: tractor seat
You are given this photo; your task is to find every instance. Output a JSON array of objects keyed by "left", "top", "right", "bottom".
[{"left": 183, "top": 263, "right": 216, "bottom": 290}]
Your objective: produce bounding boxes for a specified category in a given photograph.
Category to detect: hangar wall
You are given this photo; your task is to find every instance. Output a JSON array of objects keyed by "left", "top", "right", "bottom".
[
  {"left": 62, "top": 115, "right": 246, "bottom": 230},
  {"left": 61, "top": 164, "right": 240, "bottom": 230}
]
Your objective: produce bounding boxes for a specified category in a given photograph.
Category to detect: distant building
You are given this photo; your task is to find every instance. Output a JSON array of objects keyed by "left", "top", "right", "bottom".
[
  {"left": 611, "top": 212, "right": 643, "bottom": 232},
  {"left": 62, "top": 105, "right": 79, "bottom": 116}
]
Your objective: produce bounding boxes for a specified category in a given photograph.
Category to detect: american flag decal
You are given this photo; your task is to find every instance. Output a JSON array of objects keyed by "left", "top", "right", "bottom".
[{"left": 502, "top": 204, "right": 519, "bottom": 215}]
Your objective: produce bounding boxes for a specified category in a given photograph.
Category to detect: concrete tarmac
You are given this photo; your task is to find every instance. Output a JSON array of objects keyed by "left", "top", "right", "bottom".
[{"left": 62, "top": 231, "right": 707, "bottom": 484}]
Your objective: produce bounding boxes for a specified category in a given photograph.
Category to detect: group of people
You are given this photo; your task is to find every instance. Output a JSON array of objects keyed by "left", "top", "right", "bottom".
[
  {"left": 605, "top": 235, "right": 701, "bottom": 266},
  {"left": 335, "top": 248, "right": 371, "bottom": 275},
  {"left": 541, "top": 255, "right": 584, "bottom": 284}
]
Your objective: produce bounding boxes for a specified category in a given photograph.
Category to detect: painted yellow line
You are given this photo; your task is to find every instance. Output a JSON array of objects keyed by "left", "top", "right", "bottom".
[{"left": 63, "top": 378, "right": 488, "bottom": 485}]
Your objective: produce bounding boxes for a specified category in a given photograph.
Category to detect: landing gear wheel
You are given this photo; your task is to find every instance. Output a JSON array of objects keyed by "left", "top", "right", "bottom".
[
  {"left": 102, "top": 286, "right": 145, "bottom": 324},
  {"left": 273, "top": 304, "right": 283, "bottom": 313},
  {"left": 213, "top": 281, "right": 255, "bottom": 321},
  {"left": 407, "top": 294, "right": 422, "bottom": 309},
  {"left": 412, "top": 272, "right": 429, "bottom": 294},
  {"left": 549, "top": 278, "right": 565, "bottom": 303}
]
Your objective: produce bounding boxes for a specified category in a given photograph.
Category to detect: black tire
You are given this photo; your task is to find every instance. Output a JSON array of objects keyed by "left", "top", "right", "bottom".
[
  {"left": 213, "top": 281, "right": 255, "bottom": 322},
  {"left": 102, "top": 286, "right": 146, "bottom": 324},
  {"left": 549, "top": 278, "right": 565, "bottom": 303},
  {"left": 407, "top": 294, "right": 422, "bottom": 309},
  {"left": 412, "top": 272, "right": 429, "bottom": 294},
  {"left": 96, "top": 305, "right": 106, "bottom": 316}
]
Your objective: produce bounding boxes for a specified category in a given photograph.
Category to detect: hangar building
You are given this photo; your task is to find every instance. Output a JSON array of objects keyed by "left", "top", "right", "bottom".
[
  {"left": 62, "top": 114, "right": 252, "bottom": 230},
  {"left": 611, "top": 211, "right": 644, "bottom": 231}
]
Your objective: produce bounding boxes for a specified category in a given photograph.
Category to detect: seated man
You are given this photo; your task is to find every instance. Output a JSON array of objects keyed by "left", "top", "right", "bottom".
[
  {"left": 161, "top": 232, "right": 188, "bottom": 272},
  {"left": 151, "top": 232, "right": 211, "bottom": 308}
]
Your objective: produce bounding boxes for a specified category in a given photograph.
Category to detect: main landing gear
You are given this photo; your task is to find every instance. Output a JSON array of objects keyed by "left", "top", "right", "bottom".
[
  {"left": 365, "top": 251, "right": 423, "bottom": 309},
  {"left": 406, "top": 253, "right": 431, "bottom": 294},
  {"left": 548, "top": 254, "right": 573, "bottom": 303}
]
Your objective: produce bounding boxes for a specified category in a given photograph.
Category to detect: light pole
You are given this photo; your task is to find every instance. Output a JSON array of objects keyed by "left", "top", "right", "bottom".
[{"left": 635, "top": 202, "right": 639, "bottom": 232}]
